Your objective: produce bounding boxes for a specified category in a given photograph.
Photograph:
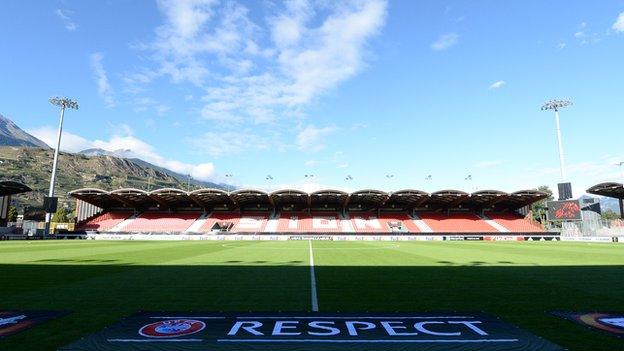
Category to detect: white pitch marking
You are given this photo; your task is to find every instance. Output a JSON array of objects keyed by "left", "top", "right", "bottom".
[
  {"left": 107, "top": 339, "right": 202, "bottom": 342},
  {"left": 308, "top": 240, "right": 319, "bottom": 312}
]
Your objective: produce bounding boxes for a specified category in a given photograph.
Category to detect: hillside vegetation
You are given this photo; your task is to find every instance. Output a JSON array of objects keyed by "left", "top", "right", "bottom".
[{"left": 0, "top": 146, "right": 215, "bottom": 211}]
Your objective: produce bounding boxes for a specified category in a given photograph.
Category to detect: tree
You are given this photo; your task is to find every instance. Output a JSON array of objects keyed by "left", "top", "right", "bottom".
[
  {"left": 52, "top": 207, "right": 70, "bottom": 223},
  {"left": 7, "top": 206, "right": 18, "bottom": 222},
  {"left": 602, "top": 209, "right": 620, "bottom": 221},
  {"left": 531, "top": 185, "right": 554, "bottom": 222}
]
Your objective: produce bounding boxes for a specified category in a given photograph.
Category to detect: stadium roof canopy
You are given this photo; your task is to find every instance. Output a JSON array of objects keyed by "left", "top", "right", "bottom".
[
  {"left": 69, "top": 188, "right": 125, "bottom": 208},
  {"left": 0, "top": 180, "right": 32, "bottom": 196},
  {"left": 150, "top": 188, "right": 198, "bottom": 208},
  {"left": 587, "top": 182, "right": 624, "bottom": 199},
  {"left": 384, "top": 189, "right": 429, "bottom": 209},
  {"left": 493, "top": 190, "right": 549, "bottom": 210},
  {"left": 230, "top": 189, "right": 273, "bottom": 209},
  {"left": 310, "top": 189, "right": 349, "bottom": 209},
  {"left": 189, "top": 188, "right": 235, "bottom": 209},
  {"left": 426, "top": 190, "right": 469, "bottom": 209},
  {"left": 110, "top": 188, "right": 159, "bottom": 208},
  {"left": 463, "top": 190, "right": 509, "bottom": 208},
  {"left": 69, "top": 187, "right": 548, "bottom": 211},
  {"left": 347, "top": 190, "right": 389, "bottom": 210},
  {"left": 271, "top": 189, "right": 309, "bottom": 210}
]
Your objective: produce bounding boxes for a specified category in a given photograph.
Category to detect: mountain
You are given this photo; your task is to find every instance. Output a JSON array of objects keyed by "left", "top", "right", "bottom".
[
  {"left": 0, "top": 114, "right": 49, "bottom": 148},
  {"left": 0, "top": 146, "right": 229, "bottom": 212},
  {"left": 78, "top": 149, "right": 226, "bottom": 189},
  {"left": 127, "top": 157, "right": 227, "bottom": 190}
]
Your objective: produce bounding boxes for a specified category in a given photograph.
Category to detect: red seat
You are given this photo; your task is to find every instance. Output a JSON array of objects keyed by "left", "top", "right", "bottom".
[
  {"left": 419, "top": 212, "right": 498, "bottom": 233},
  {"left": 486, "top": 212, "right": 544, "bottom": 232},
  {"left": 79, "top": 211, "right": 133, "bottom": 231},
  {"left": 123, "top": 212, "right": 200, "bottom": 233}
]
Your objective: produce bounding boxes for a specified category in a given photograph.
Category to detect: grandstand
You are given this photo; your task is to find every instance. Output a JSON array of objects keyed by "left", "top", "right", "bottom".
[{"left": 70, "top": 187, "right": 548, "bottom": 234}]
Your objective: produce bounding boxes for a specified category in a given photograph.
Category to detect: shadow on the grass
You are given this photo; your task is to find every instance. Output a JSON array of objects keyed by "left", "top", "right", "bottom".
[{"left": 0, "top": 264, "right": 623, "bottom": 351}]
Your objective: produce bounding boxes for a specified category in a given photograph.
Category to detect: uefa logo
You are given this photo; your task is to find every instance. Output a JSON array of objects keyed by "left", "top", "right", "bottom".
[{"left": 139, "top": 319, "right": 206, "bottom": 338}]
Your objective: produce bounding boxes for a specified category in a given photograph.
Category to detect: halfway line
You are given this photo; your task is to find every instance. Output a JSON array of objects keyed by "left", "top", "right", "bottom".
[{"left": 308, "top": 240, "right": 319, "bottom": 312}]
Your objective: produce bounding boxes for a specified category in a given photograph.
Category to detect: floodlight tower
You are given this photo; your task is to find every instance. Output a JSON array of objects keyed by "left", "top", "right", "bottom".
[
  {"left": 45, "top": 97, "right": 79, "bottom": 238},
  {"left": 541, "top": 99, "right": 572, "bottom": 181}
]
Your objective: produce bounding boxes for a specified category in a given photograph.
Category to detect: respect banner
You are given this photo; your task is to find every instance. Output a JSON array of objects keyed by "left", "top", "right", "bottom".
[{"left": 60, "top": 312, "right": 563, "bottom": 351}]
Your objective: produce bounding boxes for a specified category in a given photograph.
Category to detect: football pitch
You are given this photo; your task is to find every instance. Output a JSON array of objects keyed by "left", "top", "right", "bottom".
[{"left": 1, "top": 240, "right": 623, "bottom": 350}]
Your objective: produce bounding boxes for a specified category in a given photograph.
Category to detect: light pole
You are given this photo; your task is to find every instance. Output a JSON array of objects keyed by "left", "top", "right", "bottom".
[
  {"left": 541, "top": 99, "right": 572, "bottom": 181},
  {"left": 45, "top": 97, "right": 79, "bottom": 238},
  {"left": 265, "top": 175, "right": 273, "bottom": 190}
]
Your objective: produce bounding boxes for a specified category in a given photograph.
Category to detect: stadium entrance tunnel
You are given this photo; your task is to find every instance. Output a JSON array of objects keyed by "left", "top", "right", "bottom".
[{"left": 1, "top": 260, "right": 623, "bottom": 351}]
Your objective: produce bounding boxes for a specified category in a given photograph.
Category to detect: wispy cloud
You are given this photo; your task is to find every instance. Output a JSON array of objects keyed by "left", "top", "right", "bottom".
[
  {"left": 28, "top": 125, "right": 216, "bottom": 181},
  {"left": 489, "top": 80, "right": 505, "bottom": 89},
  {"left": 431, "top": 32, "right": 458, "bottom": 51},
  {"left": 55, "top": 9, "right": 77, "bottom": 32},
  {"left": 614, "top": 11, "right": 624, "bottom": 32},
  {"left": 90, "top": 53, "right": 115, "bottom": 108},
  {"left": 189, "top": 130, "right": 274, "bottom": 157},
  {"left": 297, "top": 125, "right": 335, "bottom": 152},
  {"left": 127, "top": 0, "right": 387, "bottom": 128}
]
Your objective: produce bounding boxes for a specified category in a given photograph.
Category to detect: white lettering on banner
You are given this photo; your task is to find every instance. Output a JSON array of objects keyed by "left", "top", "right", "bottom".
[
  {"left": 273, "top": 321, "right": 301, "bottom": 336},
  {"left": 308, "top": 321, "right": 341, "bottom": 336},
  {"left": 414, "top": 321, "right": 460, "bottom": 336},
  {"left": 353, "top": 217, "right": 382, "bottom": 230},
  {"left": 381, "top": 321, "right": 418, "bottom": 336},
  {"left": 236, "top": 217, "right": 263, "bottom": 229},
  {"left": 228, "top": 321, "right": 263, "bottom": 336},
  {"left": 449, "top": 321, "right": 489, "bottom": 336},
  {"left": 227, "top": 320, "right": 491, "bottom": 338},
  {"left": 288, "top": 217, "right": 298, "bottom": 229},
  {"left": 345, "top": 321, "right": 376, "bottom": 336},
  {"left": 313, "top": 217, "right": 338, "bottom": 229}
]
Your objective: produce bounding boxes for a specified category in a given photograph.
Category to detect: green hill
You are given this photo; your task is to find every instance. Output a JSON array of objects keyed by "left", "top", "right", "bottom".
[{"left": 0, "top": 146, "right": 226, "bottom": 212}]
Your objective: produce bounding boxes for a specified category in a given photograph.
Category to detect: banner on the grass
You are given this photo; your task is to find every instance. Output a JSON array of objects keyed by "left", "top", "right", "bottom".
[
  {"left": 59, "top": 312, "right": 563, "bottom": 351},
  {"left": 554, "top": 312, "right": 624, "bottom": 337},
  {"left": 0, "top": 310, "right": 67, "bottom": 338}
]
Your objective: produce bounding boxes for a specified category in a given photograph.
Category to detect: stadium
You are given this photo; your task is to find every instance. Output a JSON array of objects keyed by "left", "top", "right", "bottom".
[
  {"left": 70, "top": 187, "right": 548, "bottom": 236},
  {"left": 2, "top": 1, "right": 624, "bottom": 351}
]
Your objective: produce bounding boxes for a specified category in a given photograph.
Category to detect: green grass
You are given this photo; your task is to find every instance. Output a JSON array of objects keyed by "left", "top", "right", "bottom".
[{"left": 1, "top": 240, "right": 623, "bottom": 350}]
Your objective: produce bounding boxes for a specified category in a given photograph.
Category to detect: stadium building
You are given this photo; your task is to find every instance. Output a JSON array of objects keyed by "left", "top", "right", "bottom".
[{"left": 70, "top": 187, "right": 548, "bottom": 234}]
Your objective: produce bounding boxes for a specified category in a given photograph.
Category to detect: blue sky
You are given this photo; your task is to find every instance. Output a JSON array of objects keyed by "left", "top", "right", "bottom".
[{"left": 1, "top": 0, "right": 623, "bottom": 195}]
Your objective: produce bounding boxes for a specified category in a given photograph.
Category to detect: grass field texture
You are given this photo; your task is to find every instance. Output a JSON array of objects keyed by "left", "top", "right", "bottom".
[{"left": 0, "top": 240, "right": 623, "bottom": 350}]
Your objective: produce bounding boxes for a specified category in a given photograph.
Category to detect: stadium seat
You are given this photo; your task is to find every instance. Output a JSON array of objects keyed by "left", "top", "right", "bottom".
[
  {"left": 418, "top": 212, "right": 498, "bottom": 233},
  {"left": 122, "top": 212, "right": 201, "bottom": 233},
  {"left": 199, "top": 212, "right": 269, "bottom": 233},
  {"left": 486, "top": 212, "right": 544, "bottom": 232},
  {"left": 276, "top": 212, "right": 344, "bottom": 232},
  {"left": 79, "top": 211, "right": 133, "bottom": 231}
]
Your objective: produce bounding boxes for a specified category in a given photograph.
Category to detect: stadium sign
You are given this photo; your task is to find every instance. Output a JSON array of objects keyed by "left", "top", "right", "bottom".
[
  {"left": 0, "top": 310, "right": 68, "bottom": 338},
  {"left": 547, "top": 200, "right": 582, "bottom": 221},
  {"left": 59, "top": 312, "right": 563, "bottom": 351}
]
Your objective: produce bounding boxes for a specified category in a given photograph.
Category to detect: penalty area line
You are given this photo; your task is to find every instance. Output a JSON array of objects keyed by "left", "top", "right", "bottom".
[{"left": 308, "top": 240, "right": 319, "bottom": 312}]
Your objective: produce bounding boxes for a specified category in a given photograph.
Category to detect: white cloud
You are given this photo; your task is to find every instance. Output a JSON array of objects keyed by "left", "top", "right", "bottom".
[
  {"left": 297, "top": 125, "right": 335, "bottom": 152},
  {"left": 431, "top": 33, "right": 458, "bottom": 51},
  {"left": 129, "top": 0, "right": 387, "bottom": 127},
  {"left": 27, "top": 126, "right": 92, "bottom": 153},
  {"left": 90, "top": 53, "right": 115, "bottom": 107},
  {"left": 489, "top": 80, "right": 505, "bottom": 89},
  {"left": 189, "top": 131, "right": 272, "bottom": 157},
  {"left": 55, "top": 9, "right": 77, "bottom": 32},
  {"left": 557, "top": 42, "right": 567, "bottom": 49},
  {"left": 27, "top": 125, "right": 216, "bottom": 181},
  {"left": 613, "top": 11, "right": 624, "bottom": 32}
]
